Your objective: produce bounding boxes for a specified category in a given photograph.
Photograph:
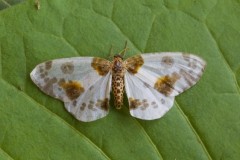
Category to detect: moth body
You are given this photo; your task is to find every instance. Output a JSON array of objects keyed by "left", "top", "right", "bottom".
[{"left": 111, "top": 55, "right": 125, "bottom": 109}]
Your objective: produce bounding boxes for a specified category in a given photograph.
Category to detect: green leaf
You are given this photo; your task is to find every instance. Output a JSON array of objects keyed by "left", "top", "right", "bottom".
[{"left": 0, "top": 0, "right": 240, "bottom": 159}]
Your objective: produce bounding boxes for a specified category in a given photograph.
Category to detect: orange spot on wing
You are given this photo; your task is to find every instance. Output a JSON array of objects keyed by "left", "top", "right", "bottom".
[
  {"left": 60, "top": 81, "right": 84, "bottom": 100},
  {"left": 91, "top": 58, "right": 110, "bottom": 76},
  {"left": 125, "top": 55, "right": 144, "bottom": 74},
  {"left": 154, "top": 72, "right": 181, "bottom": 96},
  {"left": 96, "top": 98, "right": 109, "bottom": 111},
  {"left": 129, "top": 97, "right": 142, "bottom": 109}
]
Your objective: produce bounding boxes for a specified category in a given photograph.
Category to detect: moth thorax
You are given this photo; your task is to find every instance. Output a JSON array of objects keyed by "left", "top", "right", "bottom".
[
  {"left": 112, "top": 75, "right": 124, "bottom": 109},
  {"left": 112, "top": 57, "right": 124, "bottom": 74}
]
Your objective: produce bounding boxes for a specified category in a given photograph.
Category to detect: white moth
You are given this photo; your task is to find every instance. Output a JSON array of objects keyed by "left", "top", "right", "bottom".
[{"left": 30, "top": 47, "right": 206, "bottom": 122}]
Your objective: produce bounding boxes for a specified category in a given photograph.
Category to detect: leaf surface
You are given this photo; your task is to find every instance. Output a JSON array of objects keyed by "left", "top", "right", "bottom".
[{"left": 0, "top": 0, "right": 240, "bottom": 159}]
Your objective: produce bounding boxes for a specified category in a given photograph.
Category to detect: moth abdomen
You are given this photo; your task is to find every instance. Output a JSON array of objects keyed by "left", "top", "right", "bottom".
[{"left": 112, "top": 75, "right": 124, "bottom": 109}]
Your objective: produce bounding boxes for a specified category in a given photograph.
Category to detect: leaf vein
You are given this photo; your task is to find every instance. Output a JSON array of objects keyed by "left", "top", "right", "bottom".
[
  {"left": 1, "top": 0, "right": 11, "bottom": 7},
  {"left": 0, "top": 148, "right": 14, "bottom": 160},
  {"left": 134, "top": 119, "right": 163, "bottom": 159},
  {"left": 175, "top": 101, "right": 213, "bottom": 160}
]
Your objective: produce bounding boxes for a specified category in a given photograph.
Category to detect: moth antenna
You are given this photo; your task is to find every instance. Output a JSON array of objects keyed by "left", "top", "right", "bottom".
[
  {"left": 119, "top": 41, "right": 129, "bottom": 57},
  {"left": 108, "top": 44, "right": 114, "bottom": 60}
]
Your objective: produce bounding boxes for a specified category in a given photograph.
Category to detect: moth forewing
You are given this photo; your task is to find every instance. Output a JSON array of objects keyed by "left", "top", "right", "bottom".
[
  {"left": 30, "top": 57, "right": 112, "bottom": 122},
  {"left": 128, "top": 52, "right": 206, "bottom": 97}
]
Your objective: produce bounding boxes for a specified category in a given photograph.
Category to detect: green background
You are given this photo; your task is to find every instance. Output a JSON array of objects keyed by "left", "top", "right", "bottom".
[{"left": 0, "top": 0, "right": 240, "bottom": 159}]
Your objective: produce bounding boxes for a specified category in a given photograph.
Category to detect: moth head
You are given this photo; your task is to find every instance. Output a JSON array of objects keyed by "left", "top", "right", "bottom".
[{"left": 114, "top": 54, "right": 123, "bottom": 60}]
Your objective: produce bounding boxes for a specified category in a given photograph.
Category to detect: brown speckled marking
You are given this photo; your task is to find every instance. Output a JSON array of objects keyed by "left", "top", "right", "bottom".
[
  {"left": 129, "top": 97, "right": 142, "bottom": 109},
  {"left": 88, "top": 102, "right": 95, "bottom": 110},
  {"left": 154, "top": 72, "right": 181, "bottom": 96},
  {"left": 58, "top": 78, "right": 66, "bottom": 86},
  {"left": 112, "top": 75, "right": 124, "bottom": 109},
  {"left": 42, "top": 77, "right": 58, "bottom": 97},
  {"left": 112, "top": 55, "right": 125, "bottom": 109},
  {"left": 80, "top": 102, "right": 87, "bottom": 111},
  {"left": 143, "top": 103, "right": 149, "bottom": 108},
  {"left": 80, "top": 103, "right": 86, "bottom": 111},
  {"left": 140, "top": 99, "right": 150, "bottom": 110},
  {"left": 61, "top": 62, "right": 74, "bottom": 74},
  {"left": 39, "top": 67, "right": 44, "bottom": 73},
  {"left": 188, "top": 60, "right": 197, "bottom": 69},
  {"left": 125, "top": 55, "right": 144, "bottom": 74},
  {"left": 161, "top": 56, "right": 174, "bottom": 68},
  {"left": 45, "top": 61, "right": 52, "bottom": 70},
  {"left": 95, "top": 98, "right": 109, "bottom": 111},
  {"left": 44, "top": 77, "right": 49, "bottom": 83},
  {"left": 151, "top": 101, "right": 158, "bottom": 108},
  {"left": 182, "top": 53, "right": 191, "bottom": 61},
  {"left": 89, "top": 86, "right": 94, "bottom": 91},
  {"left": 60, "top": 81, "right": 84, "bottom": 100},
  {"left": 143, "top": 82, "right": 151, "bottom": 88},
  {"left": 179, "top": 69, "right": 197, "bottom": 86},
  {"left": 91, "top": 58, "right": 111, "bottom": 76},
  {"left": 151, "top": 101, "right": 156, "bottom": 105},
  {"left": 72, "top": 100, "right": 77, "bottom": 106},
  {"left": 161, "top": 99, "right": 165, "bottom": 104},
  {"left": 40, "top": 73, "right": 45, "bottom": 78}
]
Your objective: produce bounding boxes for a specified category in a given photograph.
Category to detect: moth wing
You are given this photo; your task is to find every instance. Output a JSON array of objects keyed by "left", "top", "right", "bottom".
[
  {"left": 64, "top": 72, "right": 112, "bottom": 122},
  {"left": 124, "top": 52, "right": 206, "bottom": 97},
  {"left": 30, "top": 57, "right": 112, "bottom": 122},
  {"left": 125, "top": 72, "right": 174, "bottom": 120},
  {"left": 30, "top": 57, "right": 111, "bottom": 102}
]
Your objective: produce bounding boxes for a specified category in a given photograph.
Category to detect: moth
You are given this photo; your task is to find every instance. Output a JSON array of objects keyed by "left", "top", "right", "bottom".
[{"left": 30, "top": 45, "right": 206, "bottom": 122}]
